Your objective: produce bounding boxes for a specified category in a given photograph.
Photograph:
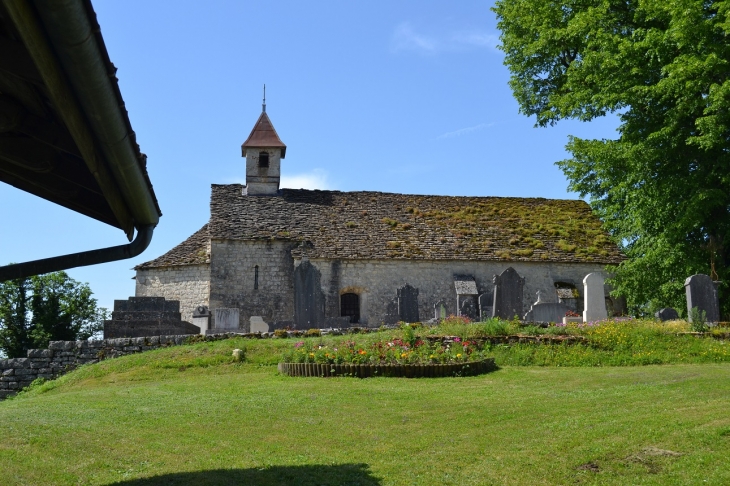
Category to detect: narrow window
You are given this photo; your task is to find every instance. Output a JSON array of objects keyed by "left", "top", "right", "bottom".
[
  {"left": 340, "top": 293, "right": 360, "bottom": 324},
  {"left": 258, "top": 151, "right": 269, "bottom": 168},
  {"left": 254, "top": 265, "right": 259, "bottom": 289}
]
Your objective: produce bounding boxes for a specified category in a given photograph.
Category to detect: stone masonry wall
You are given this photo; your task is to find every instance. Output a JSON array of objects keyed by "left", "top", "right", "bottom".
[
  {"left": 311, "top": 258, "right": 610, "bottom": 326},
  {"left": 0, "top": 335, "right": 197, "bottom": 400},
  {"left": 209, "top": 239, "right": 297, "bottom": 331},
  {"left": 135, "top": 264, "right": 210, "bottom": 322}
]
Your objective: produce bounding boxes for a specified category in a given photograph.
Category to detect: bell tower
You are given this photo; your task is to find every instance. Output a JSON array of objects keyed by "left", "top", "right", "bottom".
[{"left": 241, "top": 88, "right": 287, "bottom": 195}]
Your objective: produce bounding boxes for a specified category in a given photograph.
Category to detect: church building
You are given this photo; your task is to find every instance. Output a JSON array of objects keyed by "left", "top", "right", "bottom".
[{"left": 134, "top": 105, "right": 623, "bottom": 331}]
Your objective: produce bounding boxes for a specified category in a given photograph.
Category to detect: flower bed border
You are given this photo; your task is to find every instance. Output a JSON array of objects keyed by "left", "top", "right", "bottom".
[{"left": 277, "top": 359, "right": 496, "bottom": 378}]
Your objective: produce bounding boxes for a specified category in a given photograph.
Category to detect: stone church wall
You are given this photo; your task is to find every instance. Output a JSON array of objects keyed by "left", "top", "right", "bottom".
[
  {"left": 135, "top": 265, "right": 210, "bottom": 322},
  {"left": 310, "top": 258, "right": 608, "bottom": 326},
  {"left": 208, "top": 239, "right": 297, "bottom": 331}
]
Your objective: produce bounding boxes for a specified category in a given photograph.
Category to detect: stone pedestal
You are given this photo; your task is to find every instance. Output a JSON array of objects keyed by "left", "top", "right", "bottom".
[{"left": 104, "top": 297, "right": 200, "bottom": 338}]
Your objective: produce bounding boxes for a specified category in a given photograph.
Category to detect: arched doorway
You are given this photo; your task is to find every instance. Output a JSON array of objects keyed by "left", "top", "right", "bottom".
[{"left": 340, "top": 293, "right": 360, "bottom": 324}]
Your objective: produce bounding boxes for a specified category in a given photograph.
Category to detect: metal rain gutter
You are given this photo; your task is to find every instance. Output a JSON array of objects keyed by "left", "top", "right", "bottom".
[
  {"left": 32, "top": 0, "right": 160, "bottom": 231},
  {"left": 0, "top": 225, "right": 154, "bottom": 281}
]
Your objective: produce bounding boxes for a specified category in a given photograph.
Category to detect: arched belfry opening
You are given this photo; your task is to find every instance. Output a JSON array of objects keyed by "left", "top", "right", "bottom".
[{"left": 340, "top": 293, "right": 360, "bottom": 324}]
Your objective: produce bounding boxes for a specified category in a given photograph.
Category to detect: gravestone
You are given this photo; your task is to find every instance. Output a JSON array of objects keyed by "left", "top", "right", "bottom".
[
  {"left": 492, "top": 267, "right": 525, "bottom": 319},
  {"left": 213, "top": 308, "right": 240, "bottom": 330},
  {"left": 383, "top": 300, "right": 400, "bottom": 325},
  {"left": 454, "top": 275, "right": 479, "bottom": 318},
  {"left": 104, "top": 297, "right": 200, "bottom": 338},
  {"left": 293, "top": 260, "right": 325, "bottom": 329},
  {"left": 478, "top": 292, "right": 493, "bottom": 320},
  {"left": 434, "top": 301, "right": 448, "bottom": 321},
  {"left": 192, "top": 305, "right": 210, "bottom": 334},
  {"left": 684, "top": 274, "right": 720, "bottom": 323},
  {"left": 655, "top": 307, "right": 679, "bottom": 321},
  {"left": 460, "top": 296, "right": 478, "bottom": 320},
  {"left": 249, "top": 316, "right": 269, "bottom": 333},
  {"left": 523, "top": 291, "right": 568, "bottom": 323},
  {"left": 583, "top": 273, "right": 607, "bottom": 322},
  {"left": 398, "top": 284, "right": 420, "bottom": 322}
]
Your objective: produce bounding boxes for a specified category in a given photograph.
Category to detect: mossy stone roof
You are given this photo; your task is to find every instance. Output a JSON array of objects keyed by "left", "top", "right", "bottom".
[{"left": 137, "top": 185, "right": 623, "bottom": 269}]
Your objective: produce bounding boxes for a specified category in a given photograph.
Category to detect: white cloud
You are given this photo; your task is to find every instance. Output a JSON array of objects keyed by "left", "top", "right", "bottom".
[
  {"left": 436, "top": 123, "right": 494, "bottom": 140},
  {"left": 280, "top": 169, "right": 331, "bottom": 190},
  {"left": 391, "top": 22, "right": 439, "bottom": 54},
  {"left": 391, "top": 22, "right": 498, "bottom": 55}
]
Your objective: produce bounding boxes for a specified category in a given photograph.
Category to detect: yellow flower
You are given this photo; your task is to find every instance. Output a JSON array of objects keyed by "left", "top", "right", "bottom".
[
  {"left": 309, "top": 353, "right": 314, "bottom": 357},
  {"left": 401, "top": 353, "right": 408, "bottom": 358},
  {"left": 457, "top": 353, "right": 462, "bottom": 358}
]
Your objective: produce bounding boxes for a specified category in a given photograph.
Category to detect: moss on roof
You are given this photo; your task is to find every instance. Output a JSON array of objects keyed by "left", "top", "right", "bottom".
[{"left": 137, "top": 186, "right": 623, "bottom": 269}]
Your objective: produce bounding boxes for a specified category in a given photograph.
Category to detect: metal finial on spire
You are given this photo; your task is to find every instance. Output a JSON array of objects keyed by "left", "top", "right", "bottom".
[{"left": 262, "top": 84, "right": 266, "bottom": 113}]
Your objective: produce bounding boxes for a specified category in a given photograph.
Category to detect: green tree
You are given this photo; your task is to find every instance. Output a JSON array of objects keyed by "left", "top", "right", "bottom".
[
  {"left": 493, "top": 0, "right": 730, "bottom": 317},
  {"left": 0, "top": 271, "right": 106, "bottom": 358}
]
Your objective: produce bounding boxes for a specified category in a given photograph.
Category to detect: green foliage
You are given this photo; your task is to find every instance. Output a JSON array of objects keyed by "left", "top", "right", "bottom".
[
  {"left": 690, "top": 307, "right": 709, "bottom": 332},
  {"left": 0, "top": 271, "right": 105, "bottom": 358},
  {"left": 493, "top": 0, "right": 730, "bottom": 318}
]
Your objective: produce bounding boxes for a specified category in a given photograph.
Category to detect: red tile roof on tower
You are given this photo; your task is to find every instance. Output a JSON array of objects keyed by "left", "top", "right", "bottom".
[{"left": 241, "top": 112, "right": 287, "bottom": 158}]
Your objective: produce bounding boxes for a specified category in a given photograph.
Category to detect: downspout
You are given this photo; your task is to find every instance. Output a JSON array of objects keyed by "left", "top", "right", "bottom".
[{"left": 0, "top": 225, "right": 154, "bottom": 281}]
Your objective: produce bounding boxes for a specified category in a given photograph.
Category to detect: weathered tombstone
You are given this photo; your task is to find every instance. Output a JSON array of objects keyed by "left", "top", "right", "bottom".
[
  {"left": 685, "top": 274, "right": 720, "bottom": 323},
  {"left": 478, "top": 292, "right": 493, "bottom": 320},
  {"left": 192, "top": 305, "right": 210, "bottom": 334},
  {"left": 492, "top": 267, "right": 525, "bottom": 319},
  {"left": 454, "top": 276, "right": 479, "bottom": 318},
  {"left": 460, "top": 296, "right": 478, "bottom": 320},
  {"left": 523, "top": 291, "right": 568, "bottom": 323},
  {"left": 293, "top": 259, "right": 325, "bottom": 329},
  {"left": 555, "top": 282, "right": 582, "bottom": 314},
  {"left": 583, "top": 273, "right": 607, "bottom": 323},
  {"left": 655, "top": 307, "right": 679, "bottom": 322},
  {"left": 434, "top": 301, "right": 448, "bottom": 321},
  {"left": 249, "top": 316, "right": 269, "bottom": 333},
  {"left": 398, "top": 284, "right": 420, "bottom": 322},
  {"left": 383, "top": 300, "right": 400, "bottom": 325},
  {"left": 214, "top": 308, "right": 240, "bottom": 330}
]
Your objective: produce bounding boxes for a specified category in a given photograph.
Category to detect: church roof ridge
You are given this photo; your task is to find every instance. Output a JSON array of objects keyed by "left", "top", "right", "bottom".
[{"left": 241, "top": 111, "right": 287, "bottom": 158}]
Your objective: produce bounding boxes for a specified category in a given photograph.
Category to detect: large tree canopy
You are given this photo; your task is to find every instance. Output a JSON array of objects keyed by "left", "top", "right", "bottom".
[
  {"left": 0, "top": 271, "right": 105, "bottom": 358},
  {"left": 494, "top": 0, "right": 730, "bottom": 317}
]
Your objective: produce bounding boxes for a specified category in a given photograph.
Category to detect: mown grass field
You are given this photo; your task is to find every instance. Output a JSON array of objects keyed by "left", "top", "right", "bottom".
[{"left": 1, "top": 324, "right": 730, "bottom": 485}]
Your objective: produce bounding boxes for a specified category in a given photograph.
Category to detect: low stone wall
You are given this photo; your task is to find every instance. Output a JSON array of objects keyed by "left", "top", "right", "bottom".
[{"left": 0, "top": 335, "right": 197, "bottom": 400}]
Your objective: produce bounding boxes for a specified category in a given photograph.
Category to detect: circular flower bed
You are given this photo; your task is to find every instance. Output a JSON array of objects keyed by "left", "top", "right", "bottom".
[{"left": 279, "top": 331, "right": 497, "bottom": 377}]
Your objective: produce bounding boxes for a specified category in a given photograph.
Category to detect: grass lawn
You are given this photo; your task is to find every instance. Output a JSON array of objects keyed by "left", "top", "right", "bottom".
[{"left": 1, "top": 334, "right": 729, "bottom": 485}]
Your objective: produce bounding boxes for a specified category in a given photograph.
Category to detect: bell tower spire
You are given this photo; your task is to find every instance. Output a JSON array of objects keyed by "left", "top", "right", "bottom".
[{"left": 241, "top": 90, "right": 287, "bottom": 195}]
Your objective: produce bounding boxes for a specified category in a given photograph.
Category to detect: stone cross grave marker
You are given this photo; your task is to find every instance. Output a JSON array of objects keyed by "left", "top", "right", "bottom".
[
  {"left": 684, "top": 274, "right": 720, "bottom": 323},
  {"left": 492, "top": 267, "right": 525, "bottom": 320},
  {"left": 582, "top": 273, "right": 607, "bottom": 323},
  {"left": 398, "top": 284, "right": 420, "bottom": 322}
]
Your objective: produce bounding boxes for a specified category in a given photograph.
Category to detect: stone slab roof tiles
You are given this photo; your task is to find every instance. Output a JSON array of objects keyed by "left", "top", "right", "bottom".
[
  {"left": 135, "top": 224, "right": 209, "bottom": 269},
  {"left": 138, "top": 185, "right": 624, "bottom": 269}
]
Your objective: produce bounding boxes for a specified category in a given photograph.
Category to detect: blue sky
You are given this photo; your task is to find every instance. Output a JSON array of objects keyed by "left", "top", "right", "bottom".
[{"left": 0, "top": 1, "right": 620, "bottom": 312}]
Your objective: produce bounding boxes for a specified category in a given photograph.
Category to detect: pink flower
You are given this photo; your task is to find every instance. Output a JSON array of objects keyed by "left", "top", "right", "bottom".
[
  {"left": 454, "top": 337, "right": 461, "bottom": 343},
  {"left": 295, "top": 341, "right": 304, "bottom": 348}
]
